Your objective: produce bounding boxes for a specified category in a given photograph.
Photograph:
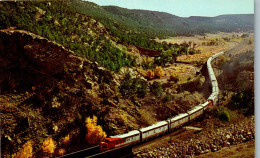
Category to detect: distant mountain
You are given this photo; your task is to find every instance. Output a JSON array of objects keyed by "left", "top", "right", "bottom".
[
  {"left": 70, "top": 1, "right": 254, "bottom": 39},
  {"left": 187, "top": 14, "right": 254, "bottom": 32}
]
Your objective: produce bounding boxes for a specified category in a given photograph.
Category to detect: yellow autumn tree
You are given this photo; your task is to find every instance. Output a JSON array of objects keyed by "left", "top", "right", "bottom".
[
  {"left": 154, "top": 66, "right": 165, "bottom": 78},
  {"left": 58, "top": 148, "right": 66, "bottom": 156},
  {"left": 62, "top": 134, "right": 71, "bottom": 146},
  {"left": 41, "top": 137, "right": 56, "bottom": 154},
  {"left": 12, "top": 140, "right": 33, "bottom": 158},
  {"left": 146, "top": 69, "right": 155, "bottom": 79},
  {"left": 85, "top": 116, "right": 107, "bottom": 145}
]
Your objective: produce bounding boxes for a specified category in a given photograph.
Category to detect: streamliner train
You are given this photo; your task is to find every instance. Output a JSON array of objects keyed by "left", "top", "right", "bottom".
[{"left": 100, "top": 51, "right": 224, "bottom": 151}]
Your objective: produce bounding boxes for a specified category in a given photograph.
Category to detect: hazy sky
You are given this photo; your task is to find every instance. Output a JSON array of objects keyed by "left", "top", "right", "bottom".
[{"left": 85, "top": 0, "right": 254, "bottom": 17}]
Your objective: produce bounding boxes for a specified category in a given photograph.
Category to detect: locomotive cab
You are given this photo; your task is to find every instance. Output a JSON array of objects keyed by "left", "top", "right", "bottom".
[
  {"left": 100, "top": 139, "right": 109, "bottom": 151},
  {"left": 100, "top": 138, "right": 124, "bottom": 151},
  {"left": 208, "top": 100, "right": 213, "bottom": 106}
]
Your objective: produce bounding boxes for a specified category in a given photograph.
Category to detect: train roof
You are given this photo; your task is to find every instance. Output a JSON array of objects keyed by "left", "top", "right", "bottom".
[
  {"left": 110, "top": 130, "right": 140, "bottom": 139},
  {"left": 212, "top": 51, "right": 224, "bottom": 59},
  {"left": 207, "top": 93, "right": 216, "bottom": 101},
  {"left": 201, "top": 101, "right": 209, "bottom": 107},
  {"left": 169, "top": 113, "right": 189, "bottom": 121},
  {"left": 187, "top": 105, "right": 203, "bottom": 114},
  {"left": 139, "top": 121, "right": 168, "bottom": 132}
]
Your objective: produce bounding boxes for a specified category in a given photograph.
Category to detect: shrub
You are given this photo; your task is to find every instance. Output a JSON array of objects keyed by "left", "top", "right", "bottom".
[
  {"left": 154, "top": 66, "right": 165, "bottom": 78},
  {"left": 146, "top": 70, "right": 155, "bottom": 79},
  {"left": 216, "top": 108, "right": 230, "bottom": 122},
  {"left": 134, "top": 79, "right": 148, "bottom": 97},
  {"left": 85, "top": 116, "right": 107, "bottom": 145},
  {"left": 120, "top": 74, "right": 148, "bottom": 97},
  {"left": 41, "top": 137, "right": 56, "bottom": 154},
  {"left": 142, "top": 57, "right": 154, "bottom": 69},
  {"left": 62, "top": 134, "right": 70, "bottom": 146},
  {"left": 170, "top": 72, "right": 180, "bottom": 83},
  {"left": 154, "top": 50, "right": 175, "bottom": 66},
  {"left": 120, "top": 73, "right": 133, "bottom": 96},
  {"left": 163, "top": 93, "right": 172, "bottom": 103},
  {"left": 58, "top": 148, "right": 66, "bottom": 156},
  {"left": 151, "top": 81, "right": 163, "bottom": 97},
  {"left": 12, "top": 140, "right": 33, "bottom": 158},
  {"left": 241, "top": 34, "right": 249, "bottom": 38},
  {"left": 229, "top": 89, "right": 254, "bottom": 116}
]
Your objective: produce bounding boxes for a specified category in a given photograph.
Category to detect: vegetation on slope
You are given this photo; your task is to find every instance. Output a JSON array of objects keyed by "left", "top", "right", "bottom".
[
  {"left": 0, "top": 1, "right": 135, "bottom": 71},
  {"left": 69, "top": 0, "right": 254, "bottom": 48},
  {"left": 0, "top": 1, "right": 202, "bottom": 71},
  {"left": 0, "top": 30, "right": 207, "bottom": 157}
]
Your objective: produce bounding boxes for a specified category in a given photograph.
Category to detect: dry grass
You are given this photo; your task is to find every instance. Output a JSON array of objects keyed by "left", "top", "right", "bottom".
[
  {"left": 177, "top": 51, "right": 214, "bottom": 63},
  {"left": 156, "top": 32, "right": 252, "bottom": 65},
  {"left": 155, "top": 35, "right": 207, "bottom": 44}
]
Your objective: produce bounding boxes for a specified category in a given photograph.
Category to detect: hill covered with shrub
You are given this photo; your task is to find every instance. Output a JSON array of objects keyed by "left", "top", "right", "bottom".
[
  {"left": 0, "top": 1, "right": 136, "bottom": 71},
  {"left": 69, "top": 0, "right": 254, "bottom": 48}
]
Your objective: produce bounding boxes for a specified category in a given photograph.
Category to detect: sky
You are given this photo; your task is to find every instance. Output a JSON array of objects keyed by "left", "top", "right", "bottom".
[{"left": 85, "top": 0, "right": 254, "bottom": 17}]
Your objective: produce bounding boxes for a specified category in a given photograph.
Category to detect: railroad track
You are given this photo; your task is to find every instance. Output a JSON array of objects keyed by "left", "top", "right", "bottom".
[
  {"left": 60, "top": 52, "right": 224, "bottom": 158},
  {"left": 59, "top": 145, "right": 133, "bottom": 158}
]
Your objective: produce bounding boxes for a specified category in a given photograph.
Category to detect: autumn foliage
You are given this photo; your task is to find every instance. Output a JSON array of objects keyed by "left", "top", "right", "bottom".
[
  {"left": 146, "top": 66, "right": 165, "bottom": 79},
  {"left": 146, "top": 70, "right": 155, "bottom": 79},
  {"left": 62, "top": 134, "right": 71, "bottom": 146},
  {"left": 58, "top": 148, "right": 66, "bottom": 156},
  {"left": 154, "top": 66, "right": 165, "bottom": 78},
  {"left": 41, "top": 137, "right": 57, "bottom": 154},
  {"left": 85, "top": 116, "right": 107, "bottom": 145},
  {"left": 12, "top": 140, "right": 33, "bottom": 158}
]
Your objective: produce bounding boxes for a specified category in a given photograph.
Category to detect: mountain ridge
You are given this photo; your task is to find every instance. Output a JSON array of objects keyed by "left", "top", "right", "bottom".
[{"left": 72, "top": 1, "right": 254, "bottom": 39}]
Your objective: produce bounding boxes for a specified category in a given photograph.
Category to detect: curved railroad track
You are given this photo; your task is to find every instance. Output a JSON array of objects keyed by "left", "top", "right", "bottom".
[{"left": 60, "top": 51, "right": 224, "bottom": 158}]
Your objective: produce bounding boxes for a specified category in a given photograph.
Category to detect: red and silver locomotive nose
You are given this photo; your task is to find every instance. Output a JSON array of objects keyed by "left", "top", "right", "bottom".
[{"left": 100, "top": 141, "right": 108, "bottom": 151}]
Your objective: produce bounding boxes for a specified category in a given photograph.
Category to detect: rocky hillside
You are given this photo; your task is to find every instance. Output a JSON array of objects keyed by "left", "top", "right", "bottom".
[
  {"left": 0, "top": 29, "right": 207, "bottom": 157},
  {"left": 0, "top": 29, "right": 119, "bottom": 157}
]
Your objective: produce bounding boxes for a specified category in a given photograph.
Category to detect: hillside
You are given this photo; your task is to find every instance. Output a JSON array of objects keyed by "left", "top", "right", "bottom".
[
  {"left": 0, "top": 1, "right": 199, "bottom": 71},
  {"left": 0, "top": 1, "right": 135, "bottom": 71},
  {"left": 0, "top": 29, "right": 208, "bottom": 158},
  {"left": 70, "top": 1, "right": 254, "bottom": 38}
]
